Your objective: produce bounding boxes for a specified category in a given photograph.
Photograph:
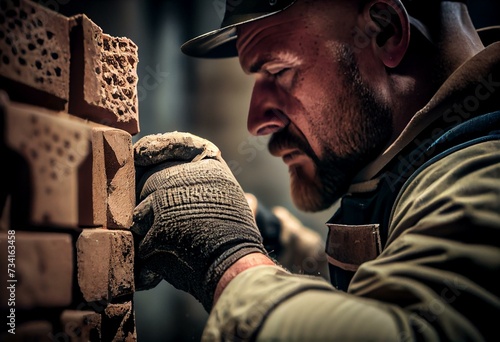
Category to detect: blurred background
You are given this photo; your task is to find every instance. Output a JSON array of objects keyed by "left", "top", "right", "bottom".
[{"left": 49, "top": 0, "right": 500, "bottom": 341}]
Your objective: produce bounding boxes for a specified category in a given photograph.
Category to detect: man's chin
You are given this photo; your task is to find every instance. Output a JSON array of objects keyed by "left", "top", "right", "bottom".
[{"left": 289, "top": 172, "right": 340, "bottom": 213}]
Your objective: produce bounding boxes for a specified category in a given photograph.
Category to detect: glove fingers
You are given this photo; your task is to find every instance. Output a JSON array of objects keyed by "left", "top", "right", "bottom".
[
  {"left": 134, "top": 131, "right": 221, "bottom": 167},
  {"left": 132, "top": 195, "right": 154, "bottom": 236}
]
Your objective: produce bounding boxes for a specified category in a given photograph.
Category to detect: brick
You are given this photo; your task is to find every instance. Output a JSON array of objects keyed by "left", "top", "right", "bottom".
[
  {"left": 0, "top": 0, "right": 70, "bottom": 111},
  {"left": 1, "top": 320, "right": 53, "bottom": 342},
  {"left": 102, "top": 302, "right": 137, "bottom": 342},
  {"left": 89, "top": 124, "right": 134, "bottom": 229},
  {"left": 59, "top": 310, "right": 102, "bottom": 342},
  {"left": 76, "top": 229, "right": 135, "bottom": 303},
  {"left": 0, "top": 232, "right": 73, "bottom": 309},
  {"left": 68, "top": 14, "right": 139, "bottom": 135},
  {"left": 0, "top": 92, "right": 106, "bottom": 229}
]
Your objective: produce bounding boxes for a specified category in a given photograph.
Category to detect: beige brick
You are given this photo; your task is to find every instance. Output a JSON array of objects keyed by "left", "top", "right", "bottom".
[
  {"left": 0, "top": 232, "right": 73, "bottom": 309},
  {"left": 89, "top": 124, "right": 134, "bottom": 229},
  {"left": 59, "top": 310, "right": 102, "bottom": 342},
  {"left": 1, "top": 321, "right": 53, "bottom": 342},
  {"left": 76, "top": 229, "right": 135, "bottom": 303},
  {"left": 0, "top": 93, "right": 107, "bottom": 229},
  {"left": 102, "top": 302, "right": 137, "bottom": 342},
  {"left": 0, "top": 0, "right": 70, "bottom": 111},
  {"left": 68, "top": 14, "right": 139, "bottom": 135}
]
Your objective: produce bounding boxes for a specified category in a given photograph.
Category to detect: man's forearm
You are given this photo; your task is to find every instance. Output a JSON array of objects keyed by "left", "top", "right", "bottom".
[{"left": 213, "top": 252, "right": 277, "bottom": 305}]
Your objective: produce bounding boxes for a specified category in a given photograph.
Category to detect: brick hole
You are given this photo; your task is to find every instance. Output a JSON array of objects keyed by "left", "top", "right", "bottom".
[
  {"left": 2, "top": 55, "right": 9, "bottom": 64},
  {"left": 126, "top": 76, "right": 135, "bottom": 84},
  {"left": 42, "top": 212, "right": 53, "bottom": 224},
  {"left": 51, "top": 52, "right": 58, "bottom": 60},
  {"left": 52, "top": 133, "right": 60, "bottom": 143},
  {"left": 41, "top": 49, "right": 47, "bottom": 55},
  {"left": 35, "top": 76, "right": 44, "bottom": 83},
  {"left": 18, "top": 56, "right": 26, "bottom": 65},
  {"left": 95, "top": 67, "right": 101, "bottom": 74},
  {"left": 14, "top": 18, "right": 22, "bottom": 28},
  {"left": 56, "top": 146, "right": 64, "bottom": 157},
  {"left": 20, "top": 48, "right": 26, "bottom": 55},
  {"left": 5, "top": 9, "right": 17, "bottom": 18},
  {"left": 45, "top": 70, "right": 51, "bottom": 76},
  {"left": 36, "top": 18, "right": 42, "bottom": 27},
  {"left": 54, "top": 66, "right": 61, "bottom": 76},
  {"left": 19, "top": 9, "right": 27, "bottom": 19},
  {"left": 63, "top": 139, "right": 71, "bottom": 149},
  {"left": 8, "top": 21, "right": 15, "bottom": 30},
  {"left": 44, "top": 142, "right": 52, "bottom": 152},
  {"left": 25, "top": 32, "right": 31, "bottom": 39},
  {"left": 46, "top": 30, "right": 54, "bottom": 39},
  {"left": 30, "top": 148, "right": 38, "bottom": 160},
  {"left": 28, "top": 43, "right": 36, "bottom": 50},
  {"left": 49, "top": 170, "right": 57, "bottom": 180},
  {"left": 37, "top": 38, "right": 44, "bottom": 45},
  {"left": 68, "top": 154, "right": 75, "bottom": 163},
  {"left": 0, "top": 30, "right": 4, "bottom": 39},
  {"left": 127, "top": 56, "right": 135, "bottom": 66},
  {"left": 5, "top": 36, "right": 11, "bottom": 45},
  {"left": 11, "top": 45, "right": 17, "bottom": 55}
]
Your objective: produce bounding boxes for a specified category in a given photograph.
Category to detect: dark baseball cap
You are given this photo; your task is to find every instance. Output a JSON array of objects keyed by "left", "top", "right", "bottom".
[
  {"left": 181, "top": 0, "right": 297, "bottom": 58},
  {"left": 181, "top": 0, "right": 467, "bottom": 59}
]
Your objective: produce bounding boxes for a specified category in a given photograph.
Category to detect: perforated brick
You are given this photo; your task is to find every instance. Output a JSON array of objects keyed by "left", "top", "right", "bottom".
[
  {"left": 0, "top": 92, "right": 94, "bottom": 228},
  {"left": 0, "top": 0, "right": 70, "bottom": 110},
  {"left": 69, "top": 14, "right": 139, "bottom": 135}
]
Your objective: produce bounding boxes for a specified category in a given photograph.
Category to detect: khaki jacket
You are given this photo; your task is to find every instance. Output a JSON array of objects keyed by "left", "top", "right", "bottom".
[{"left": 202, "top": 31, "right": 500, "bottom": 341}]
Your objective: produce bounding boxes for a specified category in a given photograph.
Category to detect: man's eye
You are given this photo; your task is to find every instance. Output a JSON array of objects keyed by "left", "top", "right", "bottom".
[{"left": 268, "top": 68, "right": 290, "bottom": 78}]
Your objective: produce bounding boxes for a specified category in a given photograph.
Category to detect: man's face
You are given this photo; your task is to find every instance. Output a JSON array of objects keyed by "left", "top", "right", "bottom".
[{"left": 237, "top": 0, "right": 394, "bottom": 212}]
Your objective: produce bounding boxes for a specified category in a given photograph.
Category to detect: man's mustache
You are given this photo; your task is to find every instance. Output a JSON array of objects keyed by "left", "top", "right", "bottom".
[{"left": 268, "top": 128, "right": 317, "bottom": 162}]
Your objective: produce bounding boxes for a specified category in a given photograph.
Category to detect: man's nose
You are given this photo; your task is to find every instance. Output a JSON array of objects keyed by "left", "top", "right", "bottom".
[{"left": 247, "top": 80, "right": 289, "bottom": 136}]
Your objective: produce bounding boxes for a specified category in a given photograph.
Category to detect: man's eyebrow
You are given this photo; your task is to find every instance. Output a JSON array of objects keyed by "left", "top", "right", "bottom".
[{"left": 249, "top": 59, "right": 269, "bottom": 74}]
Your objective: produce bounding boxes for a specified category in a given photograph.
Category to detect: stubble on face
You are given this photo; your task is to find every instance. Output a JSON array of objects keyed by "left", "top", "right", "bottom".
[{"left": 273, "top": 45, "right": 394, "bottom": 212}]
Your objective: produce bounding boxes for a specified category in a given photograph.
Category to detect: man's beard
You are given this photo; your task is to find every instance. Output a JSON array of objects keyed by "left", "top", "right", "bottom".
[{"left": 269, "top": 46, "right": 394, "bottom": 212}]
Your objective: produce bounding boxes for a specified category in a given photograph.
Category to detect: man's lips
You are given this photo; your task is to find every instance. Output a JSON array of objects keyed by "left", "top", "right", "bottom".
[{"left": 279, "top": 149, "right": 307, "bottom": 166}]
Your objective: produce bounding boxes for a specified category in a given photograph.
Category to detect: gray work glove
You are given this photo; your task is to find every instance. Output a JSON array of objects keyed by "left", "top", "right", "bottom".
[{"left": 132, "top": 132, "right": 269, "bottom": 312}]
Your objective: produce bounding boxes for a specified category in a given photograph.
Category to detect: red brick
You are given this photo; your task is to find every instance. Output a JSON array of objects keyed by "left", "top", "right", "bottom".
[
  {"left": 1, "top": 321, "right": 53, "bottom": 342},
  {"left": 0, "top": 92, "right": 97, "bottom": 229},
  {"left": 0, "top": 231, "right": 73, "bottom": 309},
  {"left": 76, "top": 229, "right": 135, "bottom": 303},
  {"left": 102, "top": 302, "right": 137, "bottom": 342},
  {"left": 68, "top": 14, "right": 140, "bottom": 135},
  {"left": 0, "top": 0, "right": 70, "bottom": 111},
  {"left": 59, "top": 310, "right": 102, "bottom": 342},
  {"left": 89, "top": 124, "right": 134, "bottom": 229}
]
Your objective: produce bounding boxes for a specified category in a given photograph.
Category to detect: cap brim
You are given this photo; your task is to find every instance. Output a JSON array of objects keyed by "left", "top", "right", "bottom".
[
  {"left": 181, "top": 6, "right": 294, "bottom": 59},
  {"left": 181, "top": 26, "right": 238, "bottom": 59}
]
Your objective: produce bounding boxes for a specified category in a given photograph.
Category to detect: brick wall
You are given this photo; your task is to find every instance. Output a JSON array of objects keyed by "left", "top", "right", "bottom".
[{"left": 0, "top": 0, "right": 140, "bottom": 340}]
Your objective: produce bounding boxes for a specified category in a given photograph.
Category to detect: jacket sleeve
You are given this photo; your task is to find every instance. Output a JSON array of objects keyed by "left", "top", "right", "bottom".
[{"left": 202, "top": 140, "right": 500, "bottom": 341}]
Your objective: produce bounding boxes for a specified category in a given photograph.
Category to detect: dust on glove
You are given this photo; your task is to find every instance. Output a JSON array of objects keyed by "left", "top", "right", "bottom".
[{"left": 132, "top": 132, "right": 269, "bottom": 312}]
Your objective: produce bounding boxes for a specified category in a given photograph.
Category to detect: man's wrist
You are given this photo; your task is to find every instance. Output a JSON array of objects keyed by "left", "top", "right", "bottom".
[{"left": 213, "top": 253, "right": 277, "bottom": 306}]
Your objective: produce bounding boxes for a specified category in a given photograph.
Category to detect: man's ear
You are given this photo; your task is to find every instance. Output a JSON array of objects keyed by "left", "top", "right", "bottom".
[{"left": 363, "top": 0, "right": 410, "bottom": 68}]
